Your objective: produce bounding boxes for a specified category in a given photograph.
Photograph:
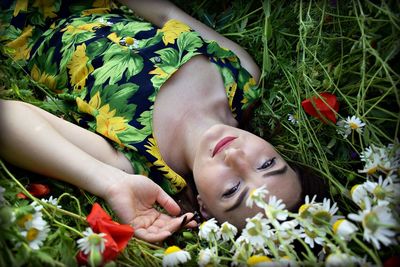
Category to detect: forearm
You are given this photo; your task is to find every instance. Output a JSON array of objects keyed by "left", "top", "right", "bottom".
[{"left": 0, "top": 100, "right": 119, "bottom": 199}]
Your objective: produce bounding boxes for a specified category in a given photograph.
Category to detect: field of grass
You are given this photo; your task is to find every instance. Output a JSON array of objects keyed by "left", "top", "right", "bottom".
[{"left": 1, "top": 0, "right": 399, "bottom": 266}]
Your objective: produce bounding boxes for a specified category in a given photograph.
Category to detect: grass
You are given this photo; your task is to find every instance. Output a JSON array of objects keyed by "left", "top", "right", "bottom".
[{"left": 1, "top": 0, "right": 399, "bottom": 266}]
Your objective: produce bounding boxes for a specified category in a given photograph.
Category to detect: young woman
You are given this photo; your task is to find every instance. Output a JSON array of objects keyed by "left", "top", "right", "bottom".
[{"left": 0, "top": 0, "right": 306, "bottom": 243}]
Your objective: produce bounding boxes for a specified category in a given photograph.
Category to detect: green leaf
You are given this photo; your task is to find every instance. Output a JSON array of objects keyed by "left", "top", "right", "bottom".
[
  {"left": 177, "top": 31, "right": 202, "bottom": 53},
  {"left": 112, "top": 21, "right": 153, "bottom": 36}
]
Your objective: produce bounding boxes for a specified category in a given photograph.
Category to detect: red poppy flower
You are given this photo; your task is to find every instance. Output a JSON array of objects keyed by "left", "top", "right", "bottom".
[
  {"left": 16, "top": 183, "right": 50, "bottom": 199},
  {"left": 77, "top": 203, "right": 134, "bottom": 265},
  {"left": 301, "top": 92, "right": 339, "bottom": 124}
]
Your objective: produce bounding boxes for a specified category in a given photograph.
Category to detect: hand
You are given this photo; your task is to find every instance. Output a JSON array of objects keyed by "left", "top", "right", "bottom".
[{"left": 104, "top": 173, "right": 197, "bottom": 243}]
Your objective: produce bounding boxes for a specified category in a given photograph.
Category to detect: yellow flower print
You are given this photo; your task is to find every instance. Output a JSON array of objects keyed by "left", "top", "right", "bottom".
[
  {"left": 76, "top": 91, "right": 101, "bottom": 116},
  {"left": 6, "top": 25, "right": 33, "bottom": 60},
  {"left": 145, "top": 138, "right": 187, "bottom": 192},
  {"left": 96, "top": 105, "right": 128, "bottom": 146},
  {"left": 67, "top": 43, "right": 94, "bottom": 92},
  {"left": 33, "top": 0, "right": 57, "bottom": 19},
  {"left": 149, "top": 67, "right": 169, "bottom": 79},
  {"left": 81, "top": 8, "right": 110, "bottom": 16},
  {"left": 241, "top": 77, "right": 257, "bottom": 105},
  {"left": 107, "top": 32, "right": 123, "bottom": 45},
  {"left": 62, "top": 22, "right": 104, "bottom": 35},
  {"left": 226, "top": 82, "right": 237, "bottom": 108},
  {"left": 13, "top": 0, "right": 28, "bottom": 17},
  {"left": 158, "top": 19, "right": 191, "bottom": 45},
  {"left": 30, "top": 64, "right": 57, "bottom": 91}
]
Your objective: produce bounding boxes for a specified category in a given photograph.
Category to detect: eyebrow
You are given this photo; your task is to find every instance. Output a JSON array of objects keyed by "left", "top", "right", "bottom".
[{"left": 224, "top": 165, "right": 289, "bottom": 212}]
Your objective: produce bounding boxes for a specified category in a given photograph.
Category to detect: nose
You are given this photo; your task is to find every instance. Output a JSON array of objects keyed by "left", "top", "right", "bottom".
[{"left": 224, "top": 147, "right": 250, "bottom": 174}]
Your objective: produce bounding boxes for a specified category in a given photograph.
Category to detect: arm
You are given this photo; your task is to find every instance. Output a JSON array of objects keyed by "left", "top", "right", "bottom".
[{"left": 117, "top": 0, "right": 261, "bottom": 81}]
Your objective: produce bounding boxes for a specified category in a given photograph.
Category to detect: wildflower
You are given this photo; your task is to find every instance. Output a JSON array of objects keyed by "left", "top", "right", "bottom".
[
  {"left": 363, "top": 175, "right": 400, "bottom": 205},
  {"left": 298, "top": 226, "right": 326, "bottom": 248},
  {"left": 332, "top": 219, "right": 358, "bottom": 241},
  {"left": 247, "top": 255, "right": 273, "bottom": 267},
  {"left": 220, "top": 221, "right": 238, "bottom": 241},
  {"left": 16, "top": 183, "right": 50, "bottom": 199},
  {"left": 198, "top": 247, "right": 219, "bottom": 267},
  {"left": 41, "top": 196, "right": 62, "bottom": 208},
  {"left": 298, "top": 195, "right": 318, "bottom": 219},
  {"left": 241, "top": 213, "right": 272, "bottom": 249},
  {"left": 348, "top": 198, "right": 398, "bottom": 249},
  {"left": 350, "top": 184, "right": 369, "bottom": 208},
  {"left": 336, "top": 115, "right": 365, "bottom": 138},
  {"left": 162, "top": 245, "right": 191, "bottom": 267},
  {"left": 301, "top": 92, "right": 339, "bottom": 124},
  {"left": 359, "top": 144, "right": 398, "bottom": 175},
  {"left": 272, "top": 220, "right": 300, "bottom": 250},
  {"left": 198, "top": 218, "right": 221, "bottom": 241},
  {"left": 311, "top": 198, "right": 340, "bottom": 226},
  {"left": 288, "top": 113, "right": 299, "bottom": 125},
  {"left": 325, "top": 252, "right": 357, "bottom": 267},
  {"left": 246, "top": 185, "right": 269, "bottom": 208},
  {"left": 264, "top": 195, "right": 288, "bottom": 223},
  {"left": 20, "top": 223, "right": 50, "bottom": 250},
  {"left": 77, "top": 227, "right": 107, "bottom": 255}
]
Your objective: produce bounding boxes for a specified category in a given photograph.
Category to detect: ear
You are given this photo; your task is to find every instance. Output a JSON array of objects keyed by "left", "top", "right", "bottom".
[{"left": 197, "top": 195, "right": 211, "bottom": 219}]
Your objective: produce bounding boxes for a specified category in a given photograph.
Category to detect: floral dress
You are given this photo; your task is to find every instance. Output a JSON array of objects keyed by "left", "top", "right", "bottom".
[{"left": 1, "top": 0, "right": 261, "bottom": 195}]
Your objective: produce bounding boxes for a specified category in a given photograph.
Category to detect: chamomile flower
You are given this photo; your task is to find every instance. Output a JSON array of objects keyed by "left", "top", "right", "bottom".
[
  {"left": 336, "top": 115, "right": 365, "bottom": 138},
  {"left": 298, "top": 226, "right": 326, "bottom": 248},
  {"left": 350, "top": 184, "right": 369, "bottom": 208},
  {"left": 198, "top": 247, "right": 219, "bottom": 267},
  {"left": 247, "top": 255, "right": 274, "bottom": 267},
  {"left": 20, "top": 223, "right": 50, "bottom": 250},
  {"left": 288, "top": 113, "right": 299, "bottom": 125},
  {"left": 311, "top": 198, "right": 340, "bottom": 226},
  {"left": 298, "top": 195, "right": 318, "bottom": 219},
  {"left": 264, "top": 195, "right": 288, "bottom": 223},
  {"left": 348, "top": 198, "right": 398, "bottom": 249},
  {"left": 359, "top": 144, "right": 398, "bottom": 174},
  {"left": 220, "top": 221, "right": 238, "bottom": 241},
  {"left": 41, "top": 196, "right": 62, "bottom": 209},
  {"left": 272, "top": 220, "right": 300, "bottom": 250},
  {"left": 332, "top": 219, "right": 358, "bottom": 241},
  {"left": 162, "top": 246, "right": 191, "bottom": 267},
  {"left": 246, "top": 185, "right": 269, "bottom": 208},
  {"left": 76, "top": 227, "right": 107, "bottom": 255},
  {"left": 241, "top": 213, "right": 272, "bottom": 249},
  {"left": 325, "top": 252, "right": 357, "bottom": 267},
  {"left": 363, "top": 175, "right": 400, "bottom": 205},
  {"left": 198, "top": 218, "right": 221, "bottom": 241}
]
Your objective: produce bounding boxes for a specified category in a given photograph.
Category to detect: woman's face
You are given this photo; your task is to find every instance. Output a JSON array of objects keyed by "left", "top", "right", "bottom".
[{"left": 193, "top": 124, "right": 301, "bottom": 228}]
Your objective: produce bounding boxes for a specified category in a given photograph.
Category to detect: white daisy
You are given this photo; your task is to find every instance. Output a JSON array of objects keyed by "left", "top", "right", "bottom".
[
  {"left": 298, "top": 195, "right": 318, "bottom": 219},
  {"left": 350, "top": 184, "right": 369, "bottom": 208},
  {"left": 246, "top": 185, "right": 269, "bottom": 208},
  {"left": 298, "top": 226, "right": 326, "bottom": 248},
  {"left": 336, "top": 115, "right": 365, "bottom": 138},
  {"left": 198, "top": 247, "right": 219, "bottom": 267},
  {"left": 220, "top": 221, "right": 238, "bottom": 241},
  {"left": 272, "top": 220, "right": 300, "bottom": 250},
  {"left": 41, "top": 196, "right": 62, "bottom": 209},
  {"left": 311, "top": 198, "right": 340, "bottom": 226},
  {"left": 198, "top": 218, "right": 221, "bottom": 241},
  {"left": 162, "top": 246, "right": 191, "bottom": 267},
  {"left": 348, "top": 198, "right": 398, "bottom": 249},
  {"left": 20, "top": 224, "right": 50, "bottom": 250},
  {"left": 359, "top": 144, "right": 398, "bottom": 175},
  {"left": 247, "top": 255, "right": 274, "bottom": 267},
  {"left": 363, "top": 175, "right": 400, "bottom": 205},
  {"left": 332, "top": 219, "right": 358, "bottom": 241},
  {"left": 76, "top": 227, "right": 107, "bottom": 255},
  {"left": 241, "top": 213, "right": 272, "bottom": 250},
  {"left": 288, "top": 113, "right": 299, "bottom": 125},
  {"left": 264, "top": 195, "right": 288, "bottom": 223}
]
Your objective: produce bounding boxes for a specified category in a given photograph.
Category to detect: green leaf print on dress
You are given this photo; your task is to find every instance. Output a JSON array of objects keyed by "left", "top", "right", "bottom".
[{"left": 92, "top": 44, "right": 144, "bottom": 86}]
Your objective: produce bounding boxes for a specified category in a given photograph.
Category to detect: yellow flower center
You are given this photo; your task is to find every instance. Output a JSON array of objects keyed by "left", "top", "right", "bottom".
[
  {"left": 367, "top": 166, "right": 378, "bottom": 175},
  {"left": 17, "top": 214, "right": 33, "bottom": 228},
  {"left": 305, "top": 229, "right": 317, "bottom": 238},
  {"left": 88, "top": 234, "right": 103, "bottom": 246},
  {"left": 165, "top": 245, "right": 181, "bottom": 255},
  {"left": 349, "top": 122, "right": 359, "bottom": 129},
  {"left": 247, "top": 255, "right": 272, "bottom": 265},
  {"left": 350, "top": 184, "right": 360, "bottom": 196},
  {"left": 373, "top": 185, "right": 386, "bottom": 200},
  {"left": 125, "top": 37, "right": 134, "bottom": 45},
  {"left": 299, "top": 204, "right": 310, "bottom": 218},
  {"left": 26, "top": 227, "right": 39, "bottom": 242}
]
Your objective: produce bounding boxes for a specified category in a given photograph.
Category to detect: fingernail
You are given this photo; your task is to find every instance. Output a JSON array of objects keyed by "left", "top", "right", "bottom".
[{"left": 180, "top": 215, "right": 188, "bottom": 228}]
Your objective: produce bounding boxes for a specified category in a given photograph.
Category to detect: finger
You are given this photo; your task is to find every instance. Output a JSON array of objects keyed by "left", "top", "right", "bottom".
[
  {"left": 135, "top": 228, "right": 171, "bottom": 243},
  {"left": 156, "top": 186, "right": 181, "bottom": 216},
  {"left": 184, "top": 220, "right": 198, "bottom": 228}
]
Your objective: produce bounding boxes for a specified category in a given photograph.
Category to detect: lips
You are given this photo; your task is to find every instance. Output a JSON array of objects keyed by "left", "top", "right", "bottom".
[{"left": 212, "top": 136, "right": 237, "bottom": 157}]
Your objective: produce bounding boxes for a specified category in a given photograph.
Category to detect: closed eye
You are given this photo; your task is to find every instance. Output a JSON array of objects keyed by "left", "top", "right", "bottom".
[
  {"left": 223, "top": 181, "right": 240, "bottom": 198},
  {"left": 257, "top": 157, "right": 276, "bottom": 170}
]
